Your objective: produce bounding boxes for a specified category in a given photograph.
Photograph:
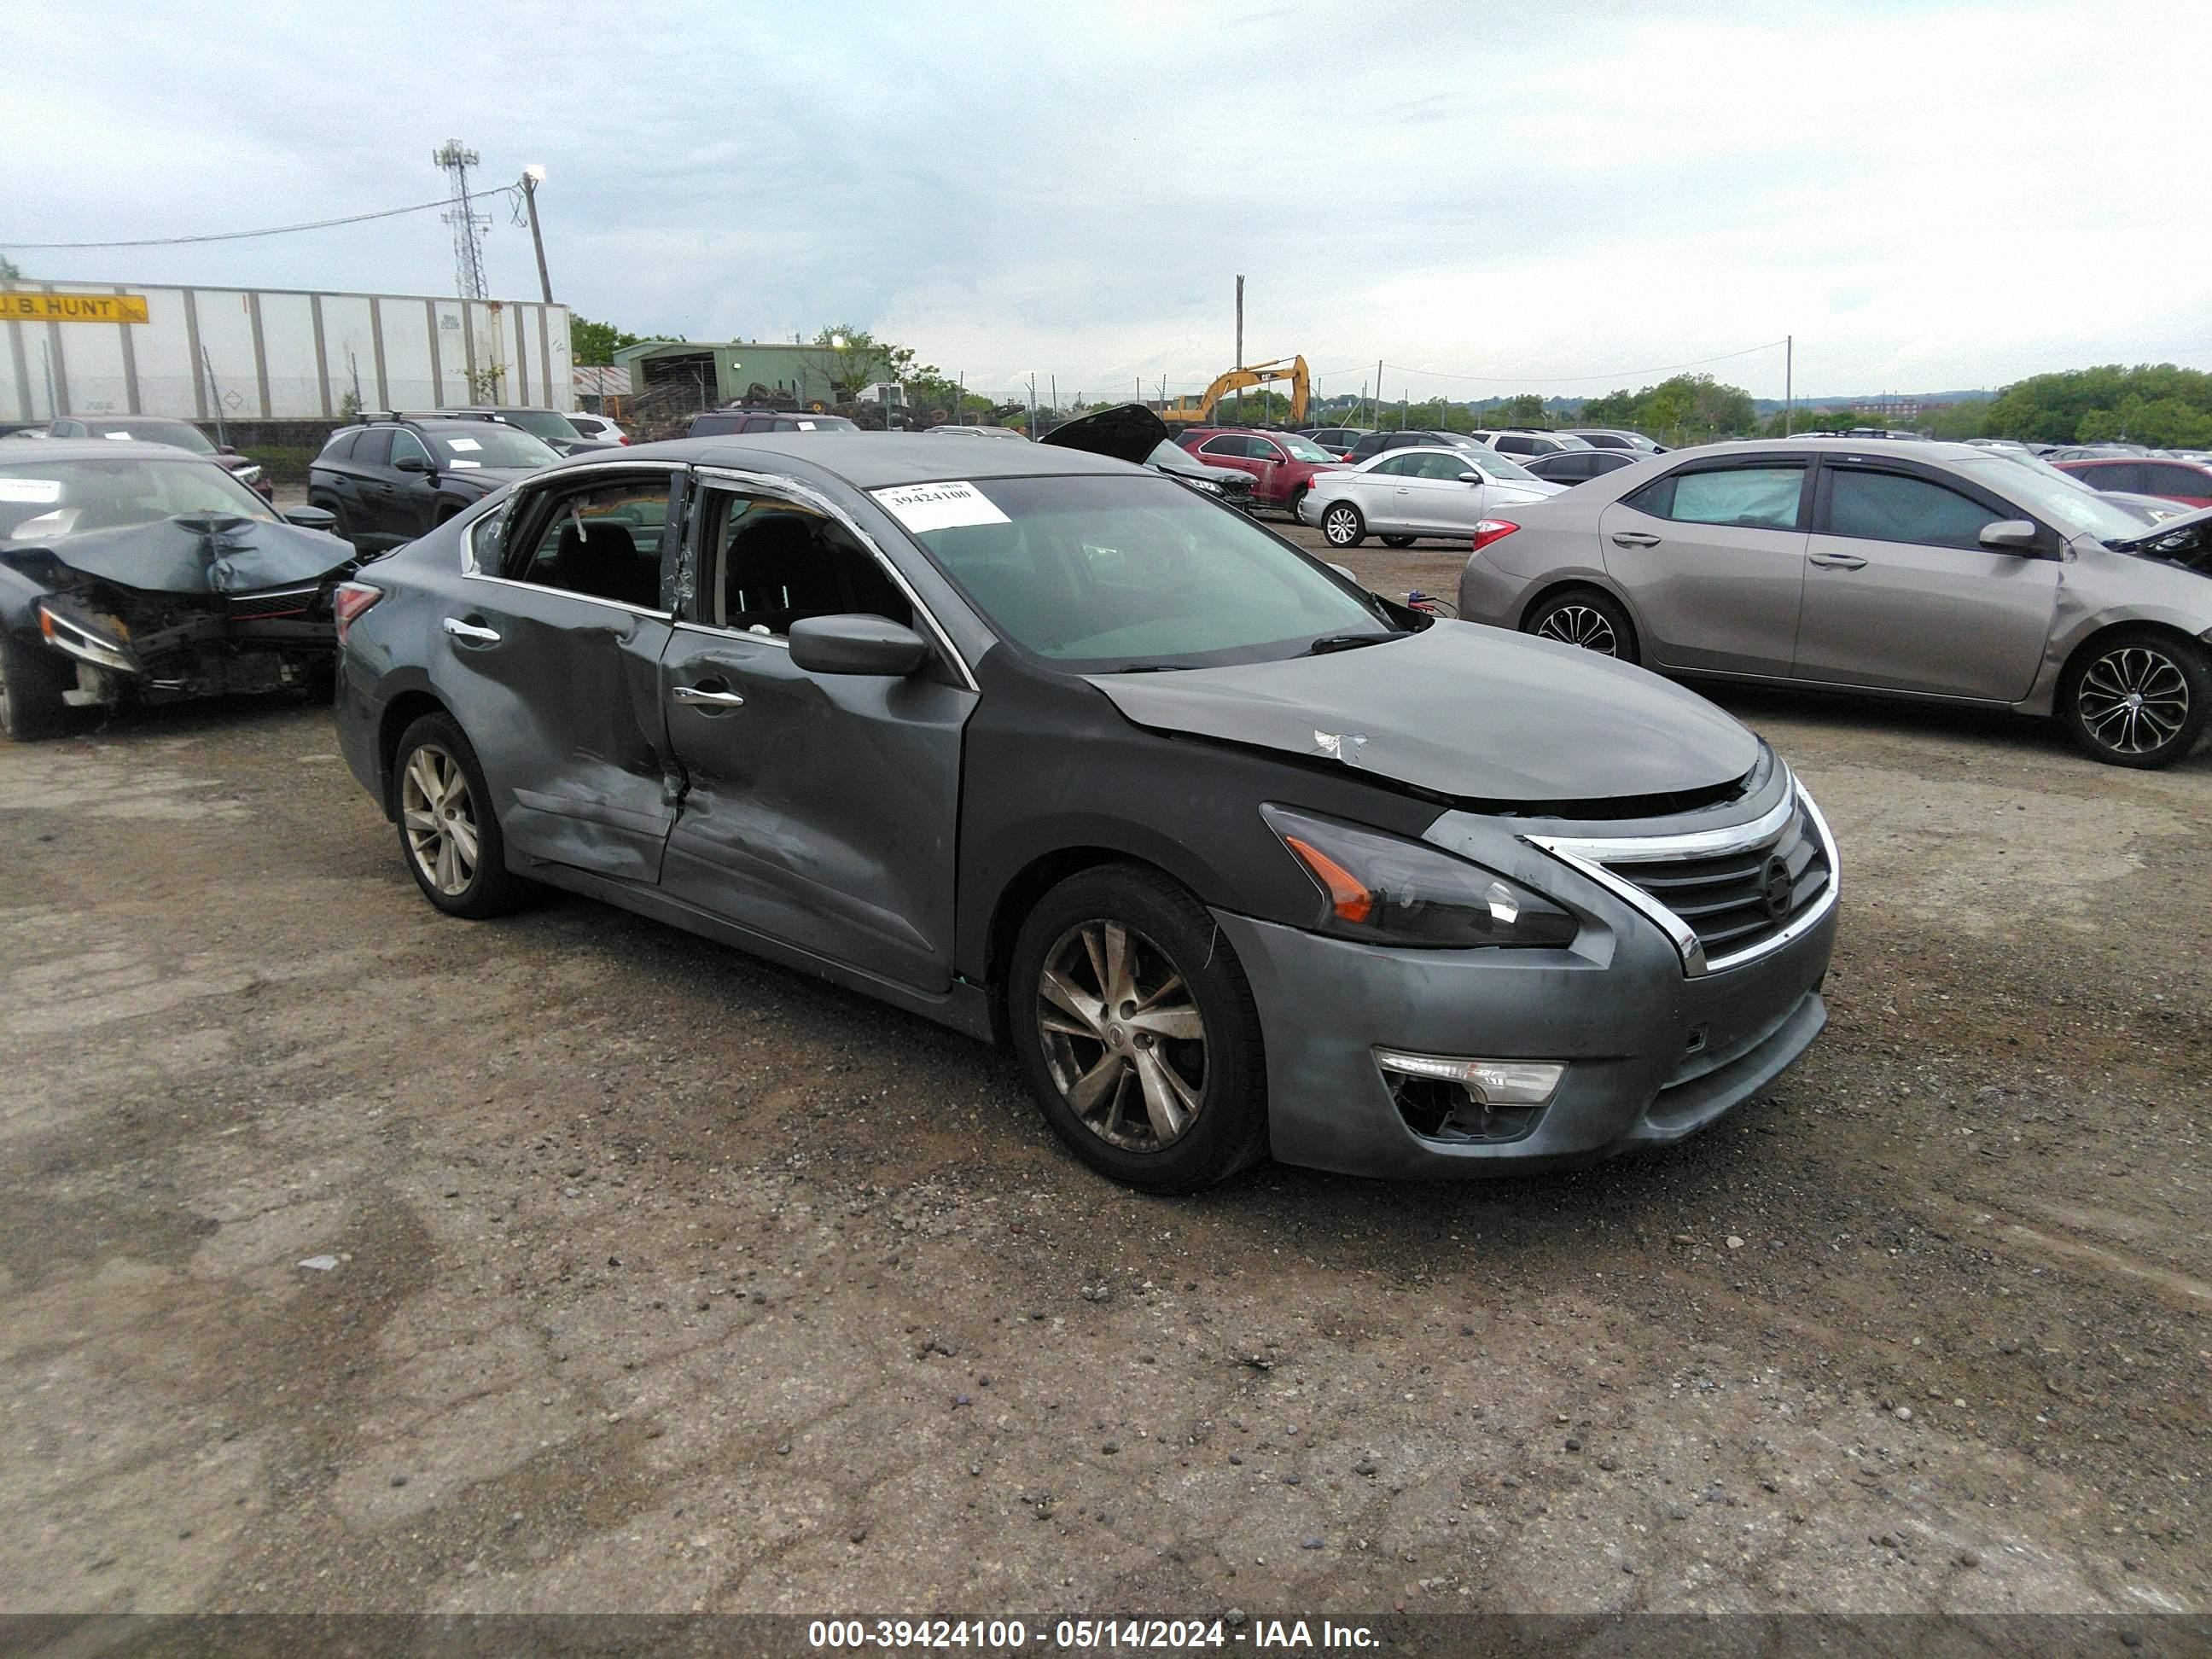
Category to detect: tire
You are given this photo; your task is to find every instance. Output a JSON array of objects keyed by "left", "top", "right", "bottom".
[
  {"left": 1285, "top": 485, "right": 1310, "bottom": 521},
  {"left": 0, "top": 632, "right": 75, "bottom": 742},
  {"left": 391, "top": 713, "right": 528, "bottom": 917},
  {"left": 2059, "top": 629, "right": 2208, "bottom": 769},
  {"left": 1321, "top": 501, "right": 1366, "bottom": 549},
  {"left": 1524, "top": 587, "right": 1639, "bottom": 665},
  {"left": 1008, "top": 864, "right": 1269, "bottom": 1193},
  {"left": 317, "top": 498, "right": 357, "bottom": 550},
  {"left": 1382, "top": 534, "right": 1417, "bottom": 548}
]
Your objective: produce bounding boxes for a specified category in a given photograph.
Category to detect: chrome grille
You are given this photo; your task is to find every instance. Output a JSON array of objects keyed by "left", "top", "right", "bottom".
[{"left": 1523, "top": 775, "right": 1840, "bottom": 977}]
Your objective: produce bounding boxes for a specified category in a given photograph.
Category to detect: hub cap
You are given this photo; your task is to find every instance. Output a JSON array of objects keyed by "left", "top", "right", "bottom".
[
  {"left": 1324, "top": 506, "right": 1359, "bottom": 545},
  {"left": 1037, "top": 921, "right": 1208, "bottom": 1153},
  {"left": 1534, "top": 604, "right": 1619, "bottom": 655},
  {"left": 2079, "top": 646, "right": 2189, "bottom": 755},
  {"left": 400, "top": 743, "right": 479, "bottom": 896}
]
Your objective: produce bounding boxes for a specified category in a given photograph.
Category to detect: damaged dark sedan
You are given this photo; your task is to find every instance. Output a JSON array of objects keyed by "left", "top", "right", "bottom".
[
  {"left": 0, "top": 443, "right": 356, "bottom": 739},
  {"left": 334, "top": 410, "right": 1839, "bottom": 1191}
]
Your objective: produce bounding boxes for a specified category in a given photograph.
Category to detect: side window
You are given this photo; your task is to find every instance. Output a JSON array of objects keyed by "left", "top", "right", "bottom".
[
  {"left": 319, "top": 430, "right": 358, "bottom": 462},
  {"left": 1370, "top": 455, "right": 1417, "bottom": 478},
  {"left": 390, "top": 430, "right": 433, "bottom": 469},
  {"left": 1494, "top": 435, "right": 1535, "bottom": 455},
  {"left": 1252, "top": 439, "right": 1286, "bottom": 463},
  {"left": 706, "top": 491, "right": 911, "bottom": 637},
  {"left": 1632, "top": 465, "right": 1805, "bottom": 530},
  {"left": 1417, "top": 453, "right": 1470, "bottom": 480},
  {"left": 1825, "top": 469, "right": 2004, "bottom": 550},
  {"left": 2150, "top": 464, "right": 2211, "bottom": 496},
  {"left": 2084, "top": 463, "right": 2141, "bottom": 492},
  {"left": 1197, "top": 436, "right": 1243, "bottom": 458},
  {"left": 353, "top": 429, "right": 393, "bottom": 468},
  {"left": 504, "top": 475, "right": 672, "bottom": 608}
]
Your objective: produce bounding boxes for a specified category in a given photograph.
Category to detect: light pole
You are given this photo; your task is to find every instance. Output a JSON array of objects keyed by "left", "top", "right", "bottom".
[{"left": 521, "top": 166, "right": 553, "bottom": 302}]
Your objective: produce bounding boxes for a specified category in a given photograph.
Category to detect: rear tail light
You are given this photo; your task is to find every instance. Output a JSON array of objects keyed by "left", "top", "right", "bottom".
[
  {"left": 1470, "top": 518, "right": 1519, "bottom": 553},
  {"left": 333, "top": 581, "right": 384, "bottom": 643},
  {"left": 619, "top": 435, "right": 632, "bottom": 445}
]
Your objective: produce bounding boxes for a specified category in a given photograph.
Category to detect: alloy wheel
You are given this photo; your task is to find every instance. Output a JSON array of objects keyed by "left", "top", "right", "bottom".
[
  {"left": 1535, "top": 604, "right": 1619, "bottom": 655},
  {"left": 1324, "top": 505, "right": 1359, "bottom": 546},
  {"left": 400, "top": 743, "right": 480, "bottom": 896},
  {"left": 1036, "top": 920, "right": 1208, "bottom": 1153},
  {"left": 2077, "top": 645, "right": 2190, "bottom": 757}
]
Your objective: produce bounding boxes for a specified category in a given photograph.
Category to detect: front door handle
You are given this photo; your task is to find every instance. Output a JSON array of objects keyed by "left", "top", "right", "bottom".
[
  {"left": 1610, "top": 531, "right": 1661, "bottom": 547},
  {"left": 672, "top": 683, "right": 747, "bottom": 709},
  {"left": 1809, "top": 553, "right": 1868, "bottom": 569},
  {"left": 442, "top": 615, "right": 501, "bottom": 643}
]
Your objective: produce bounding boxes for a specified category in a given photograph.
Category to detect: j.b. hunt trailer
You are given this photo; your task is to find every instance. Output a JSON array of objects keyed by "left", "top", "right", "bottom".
[{"left": 2, "top": 282, "right": 573, "bottom": 425}]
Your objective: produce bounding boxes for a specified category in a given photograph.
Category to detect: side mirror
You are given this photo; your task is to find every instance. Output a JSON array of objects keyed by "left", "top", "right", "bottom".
[
  {"left": 219, "top": 444, "right": 238, "bottom": 456},
  {"left": 393, "top": 454, "right": 434, "bottom": 475},
  {"left": 1979, "top": 519, "right": 2040, "bottom": 551},
  {"left": 1458, "top": 471, "right": 1483, "bottom": 485},
  {"left": 282, "top": 504, "right": 338, "bottom": 532},
  {"left": 788, "top": 614, "right": 931, "bottom": 678}
]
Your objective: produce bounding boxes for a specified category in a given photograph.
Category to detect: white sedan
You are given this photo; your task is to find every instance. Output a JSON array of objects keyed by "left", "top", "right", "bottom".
[{"left": 1297, "top": 445, "right": 1563, "bottom": 548}]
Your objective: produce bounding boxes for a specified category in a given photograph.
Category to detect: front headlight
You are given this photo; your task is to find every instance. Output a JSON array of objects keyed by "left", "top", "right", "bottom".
[
  {"left": 1262, "top": 804, "right": 1578, "bottom": 949},
  {"left": 37, "top": 599, "right": 137, "bottom": 672}
]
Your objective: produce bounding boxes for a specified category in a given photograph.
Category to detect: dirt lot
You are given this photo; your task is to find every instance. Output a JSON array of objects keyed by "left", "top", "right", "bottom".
[{"left": 1, "top": 514, "right": 2206, "bottom": 1621}]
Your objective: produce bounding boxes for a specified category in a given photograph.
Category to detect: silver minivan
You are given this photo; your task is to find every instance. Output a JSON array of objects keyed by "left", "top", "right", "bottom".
[{"left": 1458, "top": 437, "right": 2212, "bottom": 767}]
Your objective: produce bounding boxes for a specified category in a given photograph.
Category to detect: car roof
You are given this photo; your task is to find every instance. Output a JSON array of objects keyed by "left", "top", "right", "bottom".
[
  {"left": 0, "top": 439, "right": 213, "bottom": 464},
  {"left": 572, "top": 432, "right": 1138, "bottom": 490}
]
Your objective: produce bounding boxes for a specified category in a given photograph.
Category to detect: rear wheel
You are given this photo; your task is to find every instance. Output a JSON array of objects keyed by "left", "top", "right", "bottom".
[
  {"left": 392, "top": 713, "right": 528, "bottom": 917},
  {"left": 1008, "top": 864, "right": 1268, "bottom": 1193},
  {"left": 317, "top": 498, "right": 357, "bottom": 550},
  {"left": 1382, "top": 533, "right": 1417, "bottom": 548},
  {"left": 2060, "top": 630, "right": 2207, "bottom": 768},
  {"left": 0, "top": 632, "right": 74, "bottom": 742},
  {"left": 1321, "top": 501, "right": 1366, "bottom": 549},
  {"left": 1524, "top": 588, "right": 1639, "bottom": 665}
]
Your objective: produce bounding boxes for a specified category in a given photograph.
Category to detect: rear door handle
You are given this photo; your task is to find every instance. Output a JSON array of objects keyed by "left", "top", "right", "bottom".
[
  {"left": 442, "top": 616, "right": 501, "bottom": 643},
  {"left": 672, "top": 683, "right": 747, "bottom": 709},
  {"left": 1610, "top": 531, "right": 1660, "bottom": 547},
  {"left": 1809, "top": 553, "right": 1868, "bottom": 569}
]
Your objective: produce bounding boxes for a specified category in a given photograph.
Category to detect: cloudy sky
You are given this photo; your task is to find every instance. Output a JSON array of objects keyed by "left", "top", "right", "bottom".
[{"left": 11, "top": 1, "right": 2207, "bottom": 405}]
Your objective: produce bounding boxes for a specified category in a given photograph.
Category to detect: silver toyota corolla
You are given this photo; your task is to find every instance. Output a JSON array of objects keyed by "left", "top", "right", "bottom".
[{"left": 1458, "top": 436, "right": 2212, "bottom": 767}]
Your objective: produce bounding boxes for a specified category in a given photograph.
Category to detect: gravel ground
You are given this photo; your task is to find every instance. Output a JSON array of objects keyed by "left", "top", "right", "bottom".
[{"left": 0, "top": 512, "right": 2206, "bottom": 1619}]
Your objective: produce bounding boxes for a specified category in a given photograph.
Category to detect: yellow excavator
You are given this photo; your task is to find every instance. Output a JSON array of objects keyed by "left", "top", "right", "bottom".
[{"left": 1161, "top": 356, "right": 1311, "bottom": 426}]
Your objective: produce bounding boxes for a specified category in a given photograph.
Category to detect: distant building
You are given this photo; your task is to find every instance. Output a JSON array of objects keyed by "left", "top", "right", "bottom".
[{"left": 614, "top": 339, "right": 847, "bottom": 410}]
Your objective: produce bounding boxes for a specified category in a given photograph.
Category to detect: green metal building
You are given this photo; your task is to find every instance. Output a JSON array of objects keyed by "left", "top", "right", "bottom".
[{"left": 614, "top": 339, "right": 846, "bottom": 409}]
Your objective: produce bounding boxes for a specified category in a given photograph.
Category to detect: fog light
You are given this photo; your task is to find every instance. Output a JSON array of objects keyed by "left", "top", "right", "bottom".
[
  {"left": 1373, "top": 1049, "right": 1563, "bottom": 1105},
  {"left": 1374, "top": 1050, "right": 1564, "bottom": 1146}
]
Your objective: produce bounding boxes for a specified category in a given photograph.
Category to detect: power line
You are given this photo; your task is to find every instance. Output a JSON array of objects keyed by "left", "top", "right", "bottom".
[
  {"left": 1368, "top": 340, "right": 1790, "bottom": 387},
  {"left": 0, "top": 188, "right": 521, "bottom": 252}
]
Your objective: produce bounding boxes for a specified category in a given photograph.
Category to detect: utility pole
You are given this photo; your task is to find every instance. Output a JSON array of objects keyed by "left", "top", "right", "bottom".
[
  {"left": 1050, "top": 375, "right": 1057, "bottom": 416},
  {"left": 521, "top": 166, "right": 552, "bottom": 301},
  {"left": 1235, "top": 274, "right": 1245, "bottom": 423},
  {"left": 1784, "top": 335, "right": 1793, "bottom": 435}
]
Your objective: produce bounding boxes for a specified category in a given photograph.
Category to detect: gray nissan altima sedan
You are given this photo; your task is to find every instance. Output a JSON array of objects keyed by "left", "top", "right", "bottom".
[
  {"left": 332, "top": 412, "right": 1838, "bottom": 1191},
  {"left": 1458, "top": 436, "right": 2212, "bottom": 767}
]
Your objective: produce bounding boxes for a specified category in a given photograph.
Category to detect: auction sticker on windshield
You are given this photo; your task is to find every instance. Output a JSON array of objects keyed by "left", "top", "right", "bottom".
[
  {"left": 873, "top": 480, "right": 1010, "bottom": 534},
  {"left": 0, "top": 479, "right": 61, "bottom": 504}
]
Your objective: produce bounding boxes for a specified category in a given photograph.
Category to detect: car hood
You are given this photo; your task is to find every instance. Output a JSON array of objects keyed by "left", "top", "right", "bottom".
[
  {"left": 1087, "top": 619, "right": 1761, "bottom": 805},
  {"left": 3, "top": 513, "right": 355, "bottom": 596},
  {"left": 1039, "top": 402, "right": 1173, "bottom": 465}
]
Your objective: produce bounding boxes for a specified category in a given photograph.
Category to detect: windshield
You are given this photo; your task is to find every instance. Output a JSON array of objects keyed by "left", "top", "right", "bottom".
[
  {"left": 1276, "top": 434, "right": 1334, "bottom": 463},
  {"left": 430, "top": 428, "right": 560, "bottom": 469},
  {"left": 84, "top": 419, "right": 218, "bottom": 456},
  {"left": 496, "top": 410, "right": 584, "bottom": 443},
  {"left": 887, "top": 474, "right": 1394, "bottom": 671},
  {"left": 1454, "top": 447, "right": 1541, "bottom": 483},
  {"left": 1954, "top": 456, "right": 2148, "bottom": 541},
  {"left": 0, "top": 457, "right": 276, "bottom": 539}
]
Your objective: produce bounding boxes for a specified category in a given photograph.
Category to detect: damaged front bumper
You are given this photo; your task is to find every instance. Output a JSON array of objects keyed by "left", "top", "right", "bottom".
[{"left": 1213, "top": 864, "right": 1835, "bottom": 1179}]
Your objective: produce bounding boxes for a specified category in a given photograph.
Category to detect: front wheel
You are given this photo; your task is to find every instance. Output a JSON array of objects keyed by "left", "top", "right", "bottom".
[
  {"left": 1524, "top": 588, "right": 1639, "bottom": 665},
  {"left": 392, "top": 713, "right": 529, "bottom": 917},
  {"left": 1321, "top": 501, "right": 1366, "bottom": 549},
  {"left": 0, "top": 633, "right": 75, "bottom": 742},
  {"left": 1008, "top": 864, "right": 1268, "bottom": 1193},
  {"left": 2060, "top": 630, "right": 2207, "bottom": 768}
]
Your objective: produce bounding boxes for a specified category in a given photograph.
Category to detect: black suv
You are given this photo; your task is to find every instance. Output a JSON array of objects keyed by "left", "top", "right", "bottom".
[
  {"left": 1343, "top": 429, "right": 1483, "bottom": 463},
  {"left": 446, "top": 406, "right": 614, "bottom": 456},
  {"left": 686, "top": 407, "right": 860, "bottom": 439},
  {"left": 307, "top": 416, "right": 560, "bottom": 553}
]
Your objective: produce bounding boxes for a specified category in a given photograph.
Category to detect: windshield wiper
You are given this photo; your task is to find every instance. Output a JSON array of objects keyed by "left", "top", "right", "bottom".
[
  {"left": 1306, "top": 631, "right": 1410, "bottom": 655},
  {"left": 1110, "top": 662, "right": 1185, "bottom": 673}
]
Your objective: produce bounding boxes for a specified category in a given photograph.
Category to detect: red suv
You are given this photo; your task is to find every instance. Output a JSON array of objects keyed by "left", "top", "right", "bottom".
[
  {"left": 2054, "top": 456, "right": 2212, "bottom": 508},
  {"left": 1177, "top": 428, "right": 1346, "bottom": 512}
]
